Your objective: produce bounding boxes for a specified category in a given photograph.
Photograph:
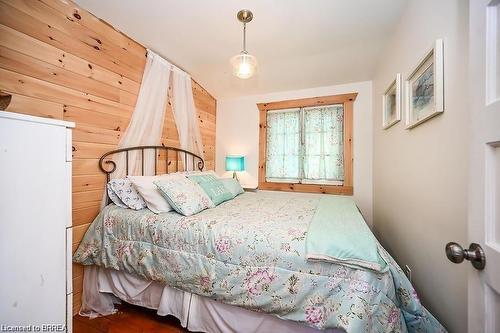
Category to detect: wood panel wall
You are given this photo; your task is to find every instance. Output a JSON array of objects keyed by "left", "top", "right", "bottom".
[{"left": 0, "top": 0, "right": 216, "bottom": 315}]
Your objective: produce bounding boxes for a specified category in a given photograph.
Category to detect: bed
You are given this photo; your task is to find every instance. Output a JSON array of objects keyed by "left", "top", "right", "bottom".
[{"left": 73, "top": 146, "right": 445, "bottom": 333}]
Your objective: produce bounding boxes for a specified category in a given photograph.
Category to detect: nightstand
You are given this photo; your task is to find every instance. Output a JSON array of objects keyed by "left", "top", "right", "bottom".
[{"left": 241, "top": 185, "right": 258, "bottom": 192}]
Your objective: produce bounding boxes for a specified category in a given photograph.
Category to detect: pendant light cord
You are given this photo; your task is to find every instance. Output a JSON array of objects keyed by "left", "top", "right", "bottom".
[{"left": 242, "top": 22, "right": 247, "bottom": 53}]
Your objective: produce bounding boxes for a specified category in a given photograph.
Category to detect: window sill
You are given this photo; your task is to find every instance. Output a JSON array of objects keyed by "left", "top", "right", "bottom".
[{"left": 258, "top": 182, "right": 353, "bottom": 195}]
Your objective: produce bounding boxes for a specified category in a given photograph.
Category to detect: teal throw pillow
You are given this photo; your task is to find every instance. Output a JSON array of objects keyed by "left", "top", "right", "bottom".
[
  {"left": 220, "top": 178, "right": 244, "bottom": 198},
  {"left": 188, "top": 174, "right": 233, "bottom": 205}
]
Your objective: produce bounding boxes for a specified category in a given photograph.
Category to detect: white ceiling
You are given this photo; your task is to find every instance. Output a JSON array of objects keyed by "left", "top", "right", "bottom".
[{"left": 75, "top": 0, "right": 407, "bottom": 99}]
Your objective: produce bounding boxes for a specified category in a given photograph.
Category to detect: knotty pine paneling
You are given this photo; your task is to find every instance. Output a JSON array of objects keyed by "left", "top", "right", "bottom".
[{"left": 0, "top": 0, "right": 216, "bottom": 315}]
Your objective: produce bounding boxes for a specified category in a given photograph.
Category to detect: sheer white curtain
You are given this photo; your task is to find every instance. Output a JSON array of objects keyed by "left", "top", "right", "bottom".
[
  {"left": 113, "top": 49, "right": 172, "bottom": 178},
  {"left": 106, "top": 50, "right": 204, "bottom": 178},
  {"left": 172, "top": 70, "right": 204, "bottom": 168}
]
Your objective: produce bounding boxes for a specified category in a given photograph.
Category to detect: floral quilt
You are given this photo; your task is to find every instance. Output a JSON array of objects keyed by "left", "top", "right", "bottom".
[{"left": 73, "top": 191, "right": 446, "bottom": 332}]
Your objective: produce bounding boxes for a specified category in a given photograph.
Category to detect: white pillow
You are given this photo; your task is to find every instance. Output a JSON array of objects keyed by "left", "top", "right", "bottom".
[{"left": 128, "top": 174, "right": 173, "bottom": 214}]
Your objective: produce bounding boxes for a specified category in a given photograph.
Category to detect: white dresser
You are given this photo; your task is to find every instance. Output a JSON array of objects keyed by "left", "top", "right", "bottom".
[{"left": 0, "top": 111, "right": 74, "bottom": 332}]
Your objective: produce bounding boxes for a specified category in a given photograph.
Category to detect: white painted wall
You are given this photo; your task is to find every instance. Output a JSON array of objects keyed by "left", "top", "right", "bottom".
[
  {"left": 216, "top": 81, "right": 373, "bottom": 224},
  {"left": 372, "top": 0, "right": 468, "bottom": 332}
]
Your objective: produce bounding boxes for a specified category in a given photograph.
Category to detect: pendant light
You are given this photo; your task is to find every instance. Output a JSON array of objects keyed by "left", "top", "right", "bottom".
[{"left": 230, "top": 9, "right": 257, "bottom": 79}]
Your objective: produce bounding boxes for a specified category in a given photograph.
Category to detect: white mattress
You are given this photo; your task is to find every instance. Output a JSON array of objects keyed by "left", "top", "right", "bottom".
[{"left": 94, "top": 267, "right": 344, "bottom": 333}]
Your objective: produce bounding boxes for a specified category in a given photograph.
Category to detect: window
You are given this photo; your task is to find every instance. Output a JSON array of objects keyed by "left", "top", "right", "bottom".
[{"left": 258, "top": 93, "right": 356, "bottom": 195}]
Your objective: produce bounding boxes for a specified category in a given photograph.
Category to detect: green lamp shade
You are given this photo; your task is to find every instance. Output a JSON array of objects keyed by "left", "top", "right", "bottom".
[{"left": 225, "top": 156, "right": 245, "bottom": 171}]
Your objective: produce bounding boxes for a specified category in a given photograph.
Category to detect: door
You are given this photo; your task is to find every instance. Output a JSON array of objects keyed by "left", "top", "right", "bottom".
[{"left": 468, "top": 0, "right": 500, "bottom": 331}]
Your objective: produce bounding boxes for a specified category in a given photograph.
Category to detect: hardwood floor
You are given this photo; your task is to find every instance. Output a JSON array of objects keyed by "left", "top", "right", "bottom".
[{"left": 73, "top": 303, "right": 190, "bottom": 333}]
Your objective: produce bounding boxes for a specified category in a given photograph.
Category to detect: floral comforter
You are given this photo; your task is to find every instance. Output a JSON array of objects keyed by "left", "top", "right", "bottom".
[{"left": 74, "top": 191, "right": 445, "bottom": 332}]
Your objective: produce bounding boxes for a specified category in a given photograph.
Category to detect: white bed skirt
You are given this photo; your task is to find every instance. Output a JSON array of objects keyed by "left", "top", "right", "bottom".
[{"left": 83, "top": 266, "right": 343, "bottom": 333}]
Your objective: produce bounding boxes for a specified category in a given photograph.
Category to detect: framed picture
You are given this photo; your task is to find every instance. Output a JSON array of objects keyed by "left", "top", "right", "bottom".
[
  {"left": 382, "top": 73, "right": 401, "bottom": 129},
  {"left": 405, "top": 39, "right": 444, "bottom": 129}
]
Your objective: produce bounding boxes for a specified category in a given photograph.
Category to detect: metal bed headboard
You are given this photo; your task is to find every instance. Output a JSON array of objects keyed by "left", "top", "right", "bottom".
[{"left": 99, "top": 145, "right": 204, "bottom": 200}]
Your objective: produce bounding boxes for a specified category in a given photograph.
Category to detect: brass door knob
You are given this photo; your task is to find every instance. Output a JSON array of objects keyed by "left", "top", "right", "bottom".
[{"left": 445, "top": 242, "right": 485, "bottom": 270}]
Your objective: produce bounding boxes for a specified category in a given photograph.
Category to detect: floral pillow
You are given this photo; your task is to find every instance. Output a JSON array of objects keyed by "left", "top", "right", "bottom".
[
  {"left": 107, "top": 178, "right": 147, "bottom": 210},
  {"left": 188, "top": 174, "right": 233, "bottom": 205},
  {"left": 106, "top": 183, "right": 127, "bottom": 208},
  {"left": 154, "top": 175, "right": 214, "bottom": 216}
]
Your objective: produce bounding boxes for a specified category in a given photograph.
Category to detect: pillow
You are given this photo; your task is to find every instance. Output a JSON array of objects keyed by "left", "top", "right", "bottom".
[
  {"left": 188, "top": 174, "right": 233, "bottom": 205},
  {"left": 154, "top": 175, "right": 214, "bottom": 216},
  {"left": 106, "top": 183, "right": 127, "bottom": 208},
  {"left": 107, "top": 178, "right": 147, "bottom": 210},
  {"left": 128, "top": 175, "right": 173, "bottom": 214},
  {"left": 178, "top": 170, "right": 218, "bottom": 177},
  {"left": 220, "top": 178, "right": 244, "bottom": 198}
]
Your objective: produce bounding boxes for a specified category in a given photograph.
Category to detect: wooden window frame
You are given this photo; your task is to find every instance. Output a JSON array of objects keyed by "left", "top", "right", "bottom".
[{"left": 257, "top": 93, "right": 357, "bottom": 195}]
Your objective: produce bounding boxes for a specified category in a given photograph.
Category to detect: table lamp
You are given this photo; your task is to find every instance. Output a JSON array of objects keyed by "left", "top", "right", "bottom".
[{"left": 225, "top": 156, "right": 245, "bottom": 181}]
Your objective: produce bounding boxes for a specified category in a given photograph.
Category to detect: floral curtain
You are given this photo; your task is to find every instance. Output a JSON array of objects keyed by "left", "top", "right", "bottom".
[
  {"left": 265, "top": 105, "right": 344, "bottom": 184},
  {"left": 303, "top": 105, "right": 344, "bottom": 182},
  {"left": 265, "top": 109, "right": 301, "bottom": 182}
]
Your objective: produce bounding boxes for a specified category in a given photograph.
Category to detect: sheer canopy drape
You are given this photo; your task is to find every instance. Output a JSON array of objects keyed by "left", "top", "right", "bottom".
[
  {"left": 113, "top": 50, "right": 171, "bottom": 179},
  {"left": 105, "top": 49, "right": 205, "bottom": 180},
  {"left": 172, "top": 70, "right": 204, "bottom": 166}
]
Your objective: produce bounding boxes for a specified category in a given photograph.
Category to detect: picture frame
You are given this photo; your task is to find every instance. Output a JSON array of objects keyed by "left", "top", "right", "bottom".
[
  {"left": 382, "top": 73, "right": 401, "bottom": 129},
  {"left": 405, "top": 39, "right": 444, "bottom": 129}
]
